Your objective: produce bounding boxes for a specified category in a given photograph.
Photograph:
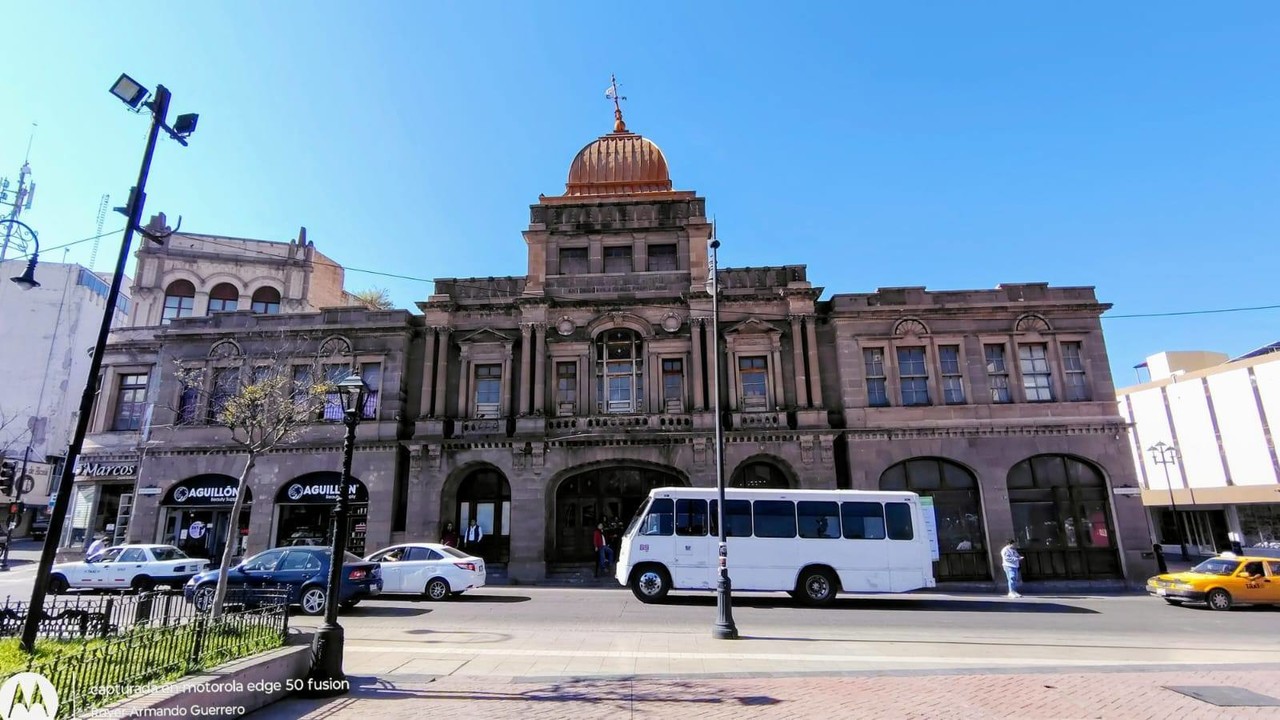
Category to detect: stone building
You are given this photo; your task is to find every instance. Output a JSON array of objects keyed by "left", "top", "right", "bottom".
[{"left": 74, "top": 110, "right": 1154, "bottom": 587}]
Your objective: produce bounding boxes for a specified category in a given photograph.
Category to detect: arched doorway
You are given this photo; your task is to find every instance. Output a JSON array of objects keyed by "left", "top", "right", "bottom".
[
  {"left": 1006, "top": 455, "right": 1121, "bottom": 580},
  {"left": 554, "top": 465, "right": 684, "bottom": 562},
  {"left": 880, "top": 458, "right": 989, "bottom": 581},
  {"left": 730, "top": 459, "right": 792, "bottom": 489},
  {"left": 455, "top": 468, "right": 511, "bottom": 563}
]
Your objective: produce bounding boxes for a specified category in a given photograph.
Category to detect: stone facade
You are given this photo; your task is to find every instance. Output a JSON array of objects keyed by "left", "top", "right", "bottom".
[{"left": 74, "top": 117, "right": 1154, "bottom": 587}]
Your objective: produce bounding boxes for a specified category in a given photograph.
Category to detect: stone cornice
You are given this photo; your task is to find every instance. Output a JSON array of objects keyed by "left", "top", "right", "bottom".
[{"left": 846, "top": 421, "right": 1127, "bottom": 441}]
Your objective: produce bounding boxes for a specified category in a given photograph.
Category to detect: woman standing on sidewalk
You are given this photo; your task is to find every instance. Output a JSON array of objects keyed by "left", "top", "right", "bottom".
[{"left": 1001, "top": 539, "right": 1023, "bottom": 598}]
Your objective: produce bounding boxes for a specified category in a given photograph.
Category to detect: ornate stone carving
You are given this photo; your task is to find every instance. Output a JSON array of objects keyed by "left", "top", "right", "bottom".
[
  {"left": 819, "top": 435, "right": 834, "bottom": 463},
  {"left": 208, "top": 339, "right": 241, "bottom": 359},
  {"left": 800, "top": 435, "right": 815, "bottom": 465},
  {"left": 1014, "top": 313, "right": 1051, "bottom": 334},
  {"left": 661, "top": 312, "right": 683, "bottom": 333},
  {"left": 512, "top": 445, "right": 527, "bottom": 470},
  {"left": 408, "top": 445, "right": 423, "bottom": 479},
  {"left": 319, "top": 336, "right": 352, "bottom": 356},
  {"left": 692, "top": 437, "right": 708, "bottom": 467},
  {"left": 556, "top": 316, "right": 576, "bottom": 336},
  {"left": 893, "top": 318, "right": 929, "bottom": 337},
  {"left": 427, "top": 444, "right": 442, "bottom": 469},
  {"left": 530, "top": 442, "right": 546, "bottom": 472}
]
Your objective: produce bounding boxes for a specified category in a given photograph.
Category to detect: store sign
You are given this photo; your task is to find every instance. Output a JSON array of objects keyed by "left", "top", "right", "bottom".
[
  {"left": 278, "top": 479, "right": 368, "bottom": 504},
  {"left": 74, "top": 461, "right": 137, "bottom": 478},
  {"left": 163, "top": 475, "right": 248, "bottom": 506}
]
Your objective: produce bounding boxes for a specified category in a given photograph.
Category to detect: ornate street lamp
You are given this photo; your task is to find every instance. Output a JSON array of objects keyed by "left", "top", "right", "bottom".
[
  {"left": 1148, "top": 441, "right": 1189, "bottom": 562},
  {"left": 307, "top": 373, "right": 366, "bottom": 695},
  {"left": 1, "top": 218, "right": 41, "bottom": 289},
  {"left": 709, "top": 236, "right": 738, "bottom": 640}
]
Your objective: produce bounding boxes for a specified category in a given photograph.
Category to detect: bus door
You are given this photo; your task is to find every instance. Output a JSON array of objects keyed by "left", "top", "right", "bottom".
[{"left": 674, "top": 498, "right": 713, "bottom": 588}]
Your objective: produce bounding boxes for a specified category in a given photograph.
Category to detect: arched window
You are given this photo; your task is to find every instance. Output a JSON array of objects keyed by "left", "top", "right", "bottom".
[
  {"left": 731, "top": 461, "right": 790, "bottom": 489},
  {"left": 251, "top": 287, "right": 281, "bottom": 314},
  {"left": 595, "top": 329, "right": 644, "bottom": 413},
  {"left": 881, "top": 458, "right": 988, "bottom": 581},
  {"left": 1006, "top": 455, "right": 1120, "bottom": 580},
  {"left": 162, "top": 280, "right": 196, "bottom": 324},
  {"left": 207, "top": 283, "right": 239, "bottom": 314}
]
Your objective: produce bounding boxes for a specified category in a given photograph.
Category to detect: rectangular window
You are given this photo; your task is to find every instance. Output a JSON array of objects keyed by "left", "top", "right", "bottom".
[
  {"left": 709, "top": 499, "right": 754, "bottom": 538},
  {"left": 558, "top": 247, "right": 588, "bottom": 275},
  {"left": 161, "top": 296, "right": 194, "bottom": 324},
  {"left": 321, "top": 363, "right": 349, "bottom": 421},
  {"left": 207, "top": 368, "right": 238, "bottom": 424},
  {"left": 739, "top": 356, "right": 769, "bottom": 411},
  {"left": 360, "top": 362, "right": 381, "bottom": 419},
  {"left": 886, "top": 502, "right": 915, "bottom": 540},
  {"left": 797, "top": 501, "right": 840, "bottom": 539},
  {"left": 985, "top": 344, "right": 1012, "bottom": 403},
  {"left": 897, "top": 347, "right": 930, "bottom": 406},
  {"left": 474, "top": 364, "right": 502, "bottom": 417},
  {"left": 1019, "top": 344, "right": 1054, "bottom": 402},
  {"left": 752, "top": 500, "right": 797, "bottom": 539},
  {"left": 647, "top": 244, "right": 678, "bottom": 271},
  {"left": 841, "top": 502, "right": 887, "bottom": 540},
  {"left": 864, "top": 348, "right": 889, "bottom": 407},
  {"left": 112, "top": 373, "right": 149, "bottom": 431},
  {"left": 555, "top": 362, "right": 577, "bottom": 412},
  {"left": 603, "top": 246, "right": 633, "bottom": 273},
  {"left": 640, "top": 498, "right": 674, "bottom": 536},
  {"left": 939, "top": 345, "right": 965, "bottom": 405},
  {"left": 1061, "top": 342, "right": 1090, "bottom": 401},
  {"left": 662, "top": 359, "right": 684, "bottom": 412},
  {"left": 675, "top": 498, "right": 707, "bottom": 537},
  {"left": 176, "top": 379, "right": 199, "bottom": 426}
]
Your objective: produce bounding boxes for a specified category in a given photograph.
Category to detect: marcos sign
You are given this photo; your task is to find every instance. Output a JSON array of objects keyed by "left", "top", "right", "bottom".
[{"left": 74, "top": 461, "right": 137, "bottom": 478}]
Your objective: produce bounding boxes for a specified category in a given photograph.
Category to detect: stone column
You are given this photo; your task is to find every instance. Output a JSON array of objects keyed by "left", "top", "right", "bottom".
[
  {"left": 433, "top": 328, "right": 451, "bottom": 417},
  {"left": 805, "top": 317, "right": 824, "bottom": 408},
  {"left": 690, "top": 319, "right": 705, "bottom": 411},
  {"left": 770, "top": 343, "right": 785, "bottom": 411},
  {"left": 726, "top": 350, "right": 739, "bottom": 411},
  {"left": 501, "top": 346, "right": 514, "bottom": 417},
  {"left": 790, "top": 316, "right": 809, "bottom": 408},
  {"left": 533, "top": 324, "right": 547, "bottom": 415},
  {"left": 705, "top": 321, "right": 718, "bottom": 409},
  {"left": 420, "top": 329, "right": 438, "bottom": 417},
  {"left": 456, "top": 349, "right": 471, "bottom": 419},
  {"left": 518, "top": 324, "right": 533, "bottom": 415}
]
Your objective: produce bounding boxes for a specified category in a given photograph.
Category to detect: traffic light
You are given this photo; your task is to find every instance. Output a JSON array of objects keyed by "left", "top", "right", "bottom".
[{"left": 0, "top": 461, "right": 14, "bottom": 496}]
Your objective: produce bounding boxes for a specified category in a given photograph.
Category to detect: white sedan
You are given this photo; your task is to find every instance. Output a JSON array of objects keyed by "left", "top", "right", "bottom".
[
  {"left": 365, "top": 543, "right": 486, "bottom": 600},
  {"left": 50, "top": 544, "right": 210, "bottom": 593}
]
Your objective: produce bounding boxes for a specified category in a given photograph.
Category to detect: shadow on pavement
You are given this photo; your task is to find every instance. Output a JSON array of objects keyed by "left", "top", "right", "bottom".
[
  {"left": 344, "top": 605, "right": 432, "bottom": 618},
  {"left": 660, "top": 594, "right": 1099, "bottom": 614},
  {"left": 450, "top": 593, "right": 532, "bottom": 604}
]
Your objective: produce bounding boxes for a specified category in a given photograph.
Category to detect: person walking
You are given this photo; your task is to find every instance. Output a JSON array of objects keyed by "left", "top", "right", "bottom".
[
  {"left": 86, "top": 534, "right": 109, "bottom": 561},
  {"left": 463, "top": 519, "right": 484, "bottom": 557},
  {"left": 1001, "top": 538, "right": 1024, "bottom": 598},
  {"left": 593, "top": 523, "right": 614, "bottom": 577},
  {"left": 440, "top": 522, "right": 459, "bottom": 548}
]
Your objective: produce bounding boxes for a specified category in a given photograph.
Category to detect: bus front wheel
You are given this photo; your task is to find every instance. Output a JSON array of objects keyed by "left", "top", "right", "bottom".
[
  {"left": 796, "top": 567, "right": 838, "bottom": 607},
  {"left": 630, "top": 565, "right": 671, "bottom": 603}
]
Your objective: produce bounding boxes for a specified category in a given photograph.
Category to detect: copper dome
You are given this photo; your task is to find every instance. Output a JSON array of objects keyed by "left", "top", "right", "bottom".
[{"left": 564, "top": 130, "right": 673, "bottom": 197}]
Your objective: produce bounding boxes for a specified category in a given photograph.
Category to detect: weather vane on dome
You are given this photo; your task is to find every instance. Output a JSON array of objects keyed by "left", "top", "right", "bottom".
[{"left": 605, "top": 74, "right": 627, "bottom": 133}]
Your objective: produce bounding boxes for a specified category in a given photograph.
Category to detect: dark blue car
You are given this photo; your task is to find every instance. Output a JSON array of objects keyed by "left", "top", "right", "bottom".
[{"left": 183, "top": 547, "right": 382, "bottom": 615}]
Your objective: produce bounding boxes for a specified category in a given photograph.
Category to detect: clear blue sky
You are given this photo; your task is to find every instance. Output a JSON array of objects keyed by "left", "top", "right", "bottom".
[{"left": 5, "top": 2, "right": 1278, "bottom": 385}]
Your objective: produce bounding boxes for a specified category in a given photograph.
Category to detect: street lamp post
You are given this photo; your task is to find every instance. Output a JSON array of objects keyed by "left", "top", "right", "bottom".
[
  {"left": 306, "top": 373, "right": 366, "bottom": 695},
  {"left": 709, "top": 237, "right": 738, "bottom": 640},
  {"left": 1148, "top": 441, "right": 1189, "bottom": 562},
  {"left": 19, "top": 74, "right": 197, "bottom": 653}
]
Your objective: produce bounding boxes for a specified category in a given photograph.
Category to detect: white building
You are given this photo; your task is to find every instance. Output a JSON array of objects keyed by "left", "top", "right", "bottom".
[
  {"left": 1118, "top": 344, "right": 1280, "bottom": 557},
  {"left": 0, "top": 259, "right": 131, "bottom": 534}
]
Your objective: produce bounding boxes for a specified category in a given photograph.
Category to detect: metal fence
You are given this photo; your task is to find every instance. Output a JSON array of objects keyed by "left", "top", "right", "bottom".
[{"left": 14, "top": 591, "right": 290, "bottom": 718}]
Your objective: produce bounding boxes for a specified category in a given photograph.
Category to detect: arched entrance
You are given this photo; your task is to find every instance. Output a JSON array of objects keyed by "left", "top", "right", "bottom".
[
  {"left": 553, "top": 465, "right": 684, "bottom": 562},
  {"left": 455, "top": 467, "right": 511, "bottom": 563},
  {"left": 1006, "top": 455, "right": 1121, "bottom": 580},
  {"left": 880, "top": 458, "right": 989, "bottom": 581},
  {"left": 730, "top": 459, "right": 792, "bottom": 489}
]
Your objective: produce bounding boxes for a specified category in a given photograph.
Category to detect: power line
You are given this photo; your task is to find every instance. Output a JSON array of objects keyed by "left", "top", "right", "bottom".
[{"left": 4, "top": 228, "right": 125, "bottom": 261}]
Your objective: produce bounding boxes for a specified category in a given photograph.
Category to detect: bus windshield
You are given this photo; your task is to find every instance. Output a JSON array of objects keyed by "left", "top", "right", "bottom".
[{"left": 625, "top": 498, "right": 650, "bottom": 537}]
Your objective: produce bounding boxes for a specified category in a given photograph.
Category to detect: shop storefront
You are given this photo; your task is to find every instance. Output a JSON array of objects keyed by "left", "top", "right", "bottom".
[
  {"left": 274, "top": 472, "right": 369, "bottom": 556},
  {"left": 159, "top": 475, "right": 252, "bottom": 561},
  {"left": 62, "top": 459, "right": 138, "bottom": 551}
]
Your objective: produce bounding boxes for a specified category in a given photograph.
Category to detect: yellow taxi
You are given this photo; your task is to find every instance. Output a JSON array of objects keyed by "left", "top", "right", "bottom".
[{"left": 1147, "top": 554, "right": 1280, "bottom": 610}]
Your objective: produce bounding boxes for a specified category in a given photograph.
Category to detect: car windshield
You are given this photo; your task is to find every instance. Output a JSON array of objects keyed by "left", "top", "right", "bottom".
[
  {"left": 150, "top": 546, "right": 189, "bottom": 561},
  {"left": 97, "top": 547, "right": 124, "bottom": 562},
  {"left": 1191, "top": 558, "right": 1240, "bottom": 576},
  {"left": 625, "top": 498, "right": 650, "bottom": 538},
  {"left": 438, "top": 546, "right": 470, "bottom": 559}
]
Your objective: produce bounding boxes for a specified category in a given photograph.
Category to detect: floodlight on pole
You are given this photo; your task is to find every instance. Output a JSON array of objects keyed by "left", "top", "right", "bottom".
[{"left": 110, "top": 74, "right": 149, "bottom": 109}]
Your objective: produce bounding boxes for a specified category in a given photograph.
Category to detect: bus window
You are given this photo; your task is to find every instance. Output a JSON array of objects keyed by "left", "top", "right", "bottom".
[
  {"left": 625, "top": 498, "right": 650, "bottom": 537},
  {"left": 798, "top": 501, "right": 840, "bottom": 539},
  {"left": 886, "top": 502, "right": 914, "bottom": 540},
  {"left": 709, "top": 500, "right": 753, "bottom": 537},
  {"left": 753, "top": 500, "right": 797, "bottom": 538},
  {"left": 841, "top": 502, "right": 886, "bottom": 540},
  {"left": 675, "top": 499, "right": 707, "bottom": 536},
  {"left": 640, "top": 498, "right": 674, "bottom": 536}
]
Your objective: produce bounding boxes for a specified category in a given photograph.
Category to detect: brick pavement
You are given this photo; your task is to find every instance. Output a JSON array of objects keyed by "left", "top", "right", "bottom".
[{"left": 249, "top": 667, "right": 1280, "bottom": 719}]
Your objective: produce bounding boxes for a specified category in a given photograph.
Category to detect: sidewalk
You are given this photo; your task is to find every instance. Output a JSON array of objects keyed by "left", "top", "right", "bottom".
[{"left": 251, "top": 665, "right": 1280, "bottom": 719}]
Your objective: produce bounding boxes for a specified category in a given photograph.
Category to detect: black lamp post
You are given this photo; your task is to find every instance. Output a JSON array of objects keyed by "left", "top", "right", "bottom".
[
  {"left": 2, "top": 219, "right": 41, "bottom": 573},
  {"left": 19, "top": 74, "right": 197, "bottom": 653},
  {"left": 1, "top": 218, "right": 41, "bottom": 290},
  {"left": 709, "top": 237, "right": 738, "bottom": 640},
  {"left": 307, "top": 373, "right": 366, "bottom": 695},
  {"left": 1148, "top": 441, "right": 1189, "bottom": 561}
]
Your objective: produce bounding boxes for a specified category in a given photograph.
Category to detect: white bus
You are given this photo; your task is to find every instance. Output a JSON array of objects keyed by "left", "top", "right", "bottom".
[{"left": 615, "top": 487, "right": 937, "bottom": 606}]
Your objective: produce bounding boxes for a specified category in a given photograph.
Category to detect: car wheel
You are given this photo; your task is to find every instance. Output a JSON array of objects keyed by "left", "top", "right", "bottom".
[
  {"left": 796, "top": 568, "right": 838, "bottom": 607},
  {"left": 630, "top": 564, "right": 671, "bottom": 604},
  {"left": 49, "top": 575, "right": 69, "bottom": 594},
  {"left": 131, "top": 576, "right": 156, "bottom": 593},
  {"left": 425, "top": 578, "right": 450, "bottom": 601},
  {"left": 1206, "top": 588, "right": 1233, "bottom": 611},
  {"left": 193, "top": 585, "right": 216, "bottom": 613},
  {"left": 1163, "top": 599, "right": 1184, "bottom": 606},
  {"left": 299, "top": 586, "right": 328, "bottom": 616}
]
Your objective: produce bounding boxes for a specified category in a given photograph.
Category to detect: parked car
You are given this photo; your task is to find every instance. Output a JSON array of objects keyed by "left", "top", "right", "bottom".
[
  {"left": 29, "top": 506, "right": 50, "bottom": 541},
  {"left": 50, "top": 544, "right": 208, "bottom": 593},
  {"left": 183, "top": 547, "right": 382, "bottom": 615},
  {"left": 365, "top": 543, "right": 486, "bottom": 600},
  {"left": 1147, "top": 554, "right": 1280, "bottom": 610}
]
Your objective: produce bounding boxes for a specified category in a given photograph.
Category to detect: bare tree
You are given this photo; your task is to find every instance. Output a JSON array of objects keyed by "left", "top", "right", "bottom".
[
  {"left": 173, "top": 335, "right": 345, "bottom": 618},
  {"left": 352, "top": 287, "right": 394, "bottom": 310}
]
